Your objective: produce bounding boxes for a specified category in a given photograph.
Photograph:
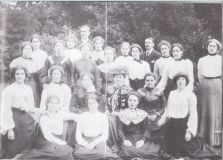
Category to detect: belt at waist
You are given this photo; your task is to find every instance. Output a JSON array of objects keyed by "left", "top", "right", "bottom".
[{"left": 204, "top": 76, "right": 221, "bottom": 79}]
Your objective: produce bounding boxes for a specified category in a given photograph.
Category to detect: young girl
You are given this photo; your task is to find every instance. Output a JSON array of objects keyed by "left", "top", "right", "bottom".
[
  {"left": 0, "top": 66, "right": 41, "bottom": 158},
  {"left": 91, "top": 36, "right": 105, "bottom": 65},
  {"left": 18, "top": 94, "right": 78, "bottom": 160},
  {"left": 197, "top": 38, "right": 222, "bottom": 146},
  {"left": 73, "top": 94, "right": 120, "bottom": 160}
]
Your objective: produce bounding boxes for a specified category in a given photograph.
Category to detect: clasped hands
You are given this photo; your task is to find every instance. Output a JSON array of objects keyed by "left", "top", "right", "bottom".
[{"left": 123, "top": 139, "right": 144, "bottom": 148}]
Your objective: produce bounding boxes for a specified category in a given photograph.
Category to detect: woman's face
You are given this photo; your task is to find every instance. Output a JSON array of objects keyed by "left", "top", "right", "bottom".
[
  {"left": 176, "top": 77, "right": 187, "bottom": 89},
  {"left": 22, "top": 45, "right": 33, "bottom": 58},
  {"left": 88, "top": 98, "right": 98, "bottom": 113},
  {"left": 94, "top": 39, "right": 103, "bottom": 51},
  {"left": 31, "top": 38, "right": 41, "bottom": 50},
  {"left": 121, "top": 44, "right": 130, "bottom": 56},
  {"left": 208, "top": 42, "right": 218, "bottom": 55},
  {"left": 131, "top": 47, "right": 141, "bottom": 60},
  {"left": 51, "top": 69, "right": 62, "bottom": 83},
  {"left": 105, "top": 50, "right": 114, "bottom": 62},
  {"left": 15, "top": 69, "right": 26, "bottom": 83},
  {"left": 66, "top": 38, "right": 76, "bottom": 49},
  {"left": 172, "top": 46, "right": 183, "bottom": 60},
  {"left": 47, "top": 97, "right": 60, "bottom": 113},
  {"left": 160, "top": 45, "right": 170, "bottom": 57},
  {"left": 114, "top": 74, "right": 125, "bottom": 86},
  {"left": 54, "top": 42, "right": 64, "bottom": 55},
  {"left": 128, "top": 95, "right": 139, "bottom": 109},
  {"left": 145, "top": 75, "right": 156, "bottom": 88},
  {"left": 82, "top": 75, "right": 93, "bottom": 89}
]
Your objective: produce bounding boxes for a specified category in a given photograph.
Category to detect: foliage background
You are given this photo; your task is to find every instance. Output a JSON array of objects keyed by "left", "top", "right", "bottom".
[{"left": 0, "top": 1, "right": 222, "bottom": 82}]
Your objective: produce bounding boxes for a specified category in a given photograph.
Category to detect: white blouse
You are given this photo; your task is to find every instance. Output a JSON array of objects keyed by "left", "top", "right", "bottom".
[
  {"left": 32, "top": 49, "right": 48, "bottom": 71},
  {"left": 162, "top": 89, "right": 198, "bottom": 136},
  {"left": 40, "top": 83, "right": 71, "bottom": 112},
  {"left": 76, "top": 112, "right": 108, "bottom": 146},
  {"left": 114, "top": 56, "right": 133, "bottom": 70},
  {"left": 197, "top": 55, "right": 222, "bottom": 82},
  {"left": 128, "top": 60, "right": 151, "bottom": 80},
  {"left": 154, "top": 57, "right": 174, "bottom": 80},
  {"left": 10, "top": 57, "right": 38, "bottom": 74},
  {"left": 64, "top": 48, "right": 82, "bottom": 63},
  {"left": 0, "top": 83, "right": 34, "bottom": 133},
  {"left": 157, "top": 59, "right": 194, "bottom": 92}
]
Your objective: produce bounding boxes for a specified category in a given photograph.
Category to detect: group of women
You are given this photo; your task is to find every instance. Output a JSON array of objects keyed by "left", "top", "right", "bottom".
[{"left": 0, "top": 33, "right": 222, "bottom": 160}]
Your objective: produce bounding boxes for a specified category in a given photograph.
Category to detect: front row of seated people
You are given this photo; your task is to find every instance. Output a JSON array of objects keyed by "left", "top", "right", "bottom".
[{"left": 0, "top": 65, "right": 221, "bottom": 160}]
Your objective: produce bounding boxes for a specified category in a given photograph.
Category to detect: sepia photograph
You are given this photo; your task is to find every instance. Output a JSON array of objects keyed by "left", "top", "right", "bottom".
[{"left": 0, "top": 1, "right": 222, "bottom": 160}]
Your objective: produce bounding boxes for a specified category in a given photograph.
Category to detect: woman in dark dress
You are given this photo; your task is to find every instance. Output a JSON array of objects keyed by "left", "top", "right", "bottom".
[
  {"left": 18, "top": 94, "right": 78, "bottom": 160},
  {"left": 0, "top": 66, "right": 42, "bottom": 158},
  {"left": 158, "top": 72, "right": 221, "bottom": 159},
  {"left": 117, "top": 91, "right": 173, "bottom": 160},
  {"left": 138, "top": 73, "right": 166, "bottom": 144}
]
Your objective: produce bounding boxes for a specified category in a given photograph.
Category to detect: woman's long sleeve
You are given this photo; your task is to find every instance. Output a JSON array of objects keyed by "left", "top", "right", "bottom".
[
  {"left": 187, "top": 93, "right": 198, "bottom": 137},
  {"left": 0, "top": 88, "right": 15, "bottom": 133},
  {"left": 197, "top": 59, "right": 204, "bottom": 83},
  {"left": 185, "top": 60, "right": 194, "bottom": 92},
  {"left": 142, "top": 117, "right": 150, "bottom": 141},
  {"left": 157, "top": 66, "right": 169, "bottom": 92},
  {"left": 117, "top": 117, "right": 126, "bottom": 142},
  {"left": 157, "top": 92, "right": 166, "bottom": 116},
  {"left": 76, "top": 118, "right": 88, "bottom": 146}
]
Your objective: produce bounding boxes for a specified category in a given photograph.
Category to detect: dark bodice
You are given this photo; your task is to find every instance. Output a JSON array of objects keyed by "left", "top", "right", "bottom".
[{"left": 138, "top": 87, "right": 166, "bottom": 115}]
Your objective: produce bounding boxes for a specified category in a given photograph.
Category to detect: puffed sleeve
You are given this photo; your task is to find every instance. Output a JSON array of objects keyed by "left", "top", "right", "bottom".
[
  {"left": 197, "top": 58, "right": 204, "bottom": 83},
  {"left": 0, "top": 86, "right": 15, "bottom": 133},
  {"left": 154, "top": 60, "right": 160, "bottom": 81},
  {"left": 185, "top": 59, "right": 194, "bottom": 92},
  {"left": 186, "top": 92, "right": 198, "bottom": 137},
  {"left": 157, "top": 65, "right": 169, "bottom": 92},
  {"left": 27, "top": 86, "right": 35, "bottom": 109}
]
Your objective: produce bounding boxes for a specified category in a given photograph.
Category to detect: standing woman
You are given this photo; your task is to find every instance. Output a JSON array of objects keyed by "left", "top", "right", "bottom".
[
  {"left": 41, "top": 40, "right": 72, "bottom": 86},
  {"left": 98, "top": 46, "right": 116, "bottom": 94},
  {"left": 91, "top": 36, "right": 105, "bottom": 65},
  {"left": 197, "top": 38, "right": 222, "bottom": 147},
  {"left": 0, "top": 66, "right": 39, "bottom": 158},
  {"left": 30, "top": 34, "right": 48, "bottom": 71},
  {"left": 158, "top": 73, "right": 221, "bottom": 159},
  {"left": 64, "top": 34, "right": 82, "bottom": 63},
  {"left": 154, "top": 40, "right": 174, "bottom": 82},
  {"left": 10, "top": 41, "right": 40, "bottom": 107},
  {"left": 157, "top": 43, "right": 194, "bottom": 98},
  {"left": 128, "top": 44, "right": 151, "bottom": 90}
]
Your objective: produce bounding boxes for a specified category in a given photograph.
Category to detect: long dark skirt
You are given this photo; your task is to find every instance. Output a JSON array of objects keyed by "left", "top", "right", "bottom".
[
  {"left": 17, "top": 125, "right": 74, "bottom": 160},
  {"left": 129, "top": 79, "right": 144, "bottom": 91},
  {"left": 73, "top": 136, "right": 120, "bottom": 160},
  {"left": 1, "top": 108, "right": 36, "bottom": 159},
  {"left": 163, "top": 117, "right": 221, "bottom": 159},
  {"left": 197, "top": 78, "right": 222, "bottom": 146}
]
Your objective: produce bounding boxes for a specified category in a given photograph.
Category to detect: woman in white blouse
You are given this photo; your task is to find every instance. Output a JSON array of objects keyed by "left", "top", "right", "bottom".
[
  {"left": 157, "top": 43, "right": 194, "bottom": 98},
  {"left": 128, "top": 43, "right": 151, "bottom": 90},
  {"left": 73, "top": 94, "right": 120, "bottom": 160},
  {"left": 154, "top": 40, "right": 173, "bottom": 82},
  {"left": 0, "top": 66, "right": 43, "bottom": 159},
  {"left": 197, "top": 38, "right": 222, "bottom": 147},
  {"left": 157, "top": 72, "right": 220, "bottom": 159}
]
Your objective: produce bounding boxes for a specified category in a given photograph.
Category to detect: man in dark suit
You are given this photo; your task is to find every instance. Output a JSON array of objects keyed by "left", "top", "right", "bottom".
[
  {"left": 76, "top": 25, "right": 93, "bottom": 49},
  {"left": 142, "top": 37, "right": 161, "bottom": 72}
]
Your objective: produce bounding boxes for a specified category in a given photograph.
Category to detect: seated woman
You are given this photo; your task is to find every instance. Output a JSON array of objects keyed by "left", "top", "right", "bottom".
[
  {"left": 73, "top": 94, "right": 120, "bottom": 160},
  {"left": 158, "top": 72, "right": 221, "bottom": 159},
  {"left": 18, "top": 94, "right": 78, "bottom": 160},
  {"left": 0, "top": 66, "right": 42, "bottom": 159},
  {"left": 138, "top": 73, "right": 166, "bottom": 144},
  {"left": 117, "top": 91, "right": 173, "bottom": 160}
]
